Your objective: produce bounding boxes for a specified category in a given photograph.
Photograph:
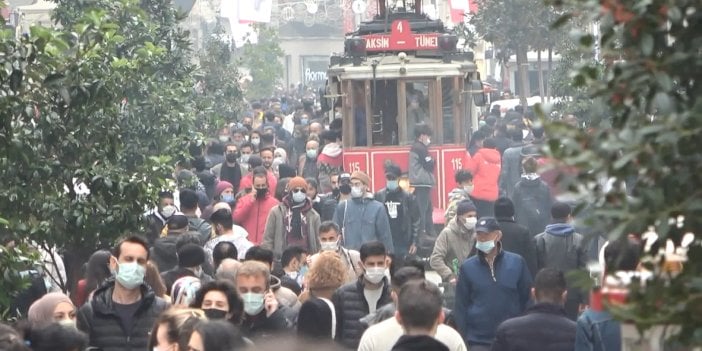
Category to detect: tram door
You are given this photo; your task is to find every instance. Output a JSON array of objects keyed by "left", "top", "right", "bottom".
[{"left": 370, "top": 80, "right": 398, "bottom": 146}]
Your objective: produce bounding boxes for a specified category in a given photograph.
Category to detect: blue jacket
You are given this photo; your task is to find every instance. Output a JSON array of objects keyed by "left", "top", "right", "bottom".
[
  {"left": 333, "top": 197, "right": 394, "bottom": 254},
  {"left": 575, "top": 309, "right": 621, "bottom": 351},
  {"left": 454, "top": 247, "right": 532, "bottom": 346}
]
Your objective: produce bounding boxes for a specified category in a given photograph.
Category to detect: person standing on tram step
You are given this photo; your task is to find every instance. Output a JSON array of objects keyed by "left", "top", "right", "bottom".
[
  {"left": 464, "top": 138, "right": 501, "bottom": 218},
  {"left": 375, "top": 162, "right": 420, "bottom": 265},
  {"left": 454, "top": 218, "right": 532, "bottom": 351},
  {"left": 77, "top": 235, "right": 169, "bottom": 351},
  {"left": 409, "top": 123, "right": 436, "bottom": 239},
  {"left": 332, "top": 171, "right": 394, "bottom": 255}
]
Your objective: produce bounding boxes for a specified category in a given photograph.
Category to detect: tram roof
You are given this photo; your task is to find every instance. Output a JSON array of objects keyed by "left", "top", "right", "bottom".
[{"left": 328, "top": 55, "right": 477, "bottom": 80}]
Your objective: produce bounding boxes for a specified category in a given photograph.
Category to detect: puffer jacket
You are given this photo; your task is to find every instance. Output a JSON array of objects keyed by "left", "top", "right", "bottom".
[
  {"left": 261, "top": 198, "right": 321, "bottom": 263},
  {"left": 535, "top": 223, "right": 587, "bottom": 320},
  {"left": 76, "top": 280, "right": 169, "bottom": 351},
  {"left": 332, "top": 197, "right": 394, "bottom": 254},
  {"left": 409, "top": 141, "right": 436, "bottom": 187},
  {"left": 513, "top": 175, "right": 553, "bottom": 236},
  {"left": 492, "top": 303, "right": 576, "bottom": 351},
  {"left": 332, "top": 277, "right": 393, "bottom": 349},
  {"left": 430, "top": 217, "right": 475, "bottom": 281},
  {"left": 233, "top": 192, "right": 279, "bottom": 245},
  {"left": 464, "top": 148, "right": 501, "bottom": 201}
]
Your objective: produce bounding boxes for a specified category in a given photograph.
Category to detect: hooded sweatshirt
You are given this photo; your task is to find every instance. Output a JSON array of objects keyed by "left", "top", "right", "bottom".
[{"left": 464, "top": 148, "right": 501, "bottom": 201}]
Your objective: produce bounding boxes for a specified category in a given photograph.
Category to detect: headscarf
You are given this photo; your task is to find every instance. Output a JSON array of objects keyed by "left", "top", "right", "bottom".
[{"left": 27, "top": 292, "right": 74, "bottom": 328}]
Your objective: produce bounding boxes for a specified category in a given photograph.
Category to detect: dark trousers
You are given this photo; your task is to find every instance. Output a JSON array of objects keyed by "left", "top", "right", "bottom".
[
  {"left": 414, "top": 186, "right": 433, "bottom": 235},
  {"left": 472, "top": 197, "right": 495, "bottom": 218}
]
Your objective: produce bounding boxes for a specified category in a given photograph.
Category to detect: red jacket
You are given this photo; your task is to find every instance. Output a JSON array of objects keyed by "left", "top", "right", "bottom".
[
  {"left": 464, "top": 148, "right": 502, "bottom": 201},
  {"left": 233, "top": 192, "right": 279, "bottom": 245}
]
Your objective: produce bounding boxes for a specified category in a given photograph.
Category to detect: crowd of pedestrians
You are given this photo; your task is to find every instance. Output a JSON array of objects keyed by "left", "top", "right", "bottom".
[{"left": 1, "top": 98, "right": 638, "bottom": 351}]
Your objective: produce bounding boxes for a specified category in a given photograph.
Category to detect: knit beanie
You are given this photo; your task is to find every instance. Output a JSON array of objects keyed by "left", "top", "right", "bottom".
[
  {"left": 351, "top": 171, "right": 371, "bottom": 186},
  {"left": 215, "top": 181, "right": 234, "bottom": 198},
  {"left": 288, "top": 177, "right": 308, "bottom": 191},
  {"left": 456, "top": 199, "right": 477, "bottom": 216},
  {"left": 27, "top": 292, "right": 73, "bottom": 329}
]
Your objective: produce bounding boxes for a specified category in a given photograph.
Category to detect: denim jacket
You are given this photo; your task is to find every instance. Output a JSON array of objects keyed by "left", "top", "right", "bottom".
[{"left": 575, "top": 309, "right": 621, "bottom": 351}]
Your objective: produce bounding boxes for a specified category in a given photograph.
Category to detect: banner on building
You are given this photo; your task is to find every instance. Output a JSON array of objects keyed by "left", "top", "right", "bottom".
[
  {"left": 301, "top": 56, "right": 329, "bottom": 87},
  {"left": 238, "top": 0, "right": 273, "bottom": 23}
]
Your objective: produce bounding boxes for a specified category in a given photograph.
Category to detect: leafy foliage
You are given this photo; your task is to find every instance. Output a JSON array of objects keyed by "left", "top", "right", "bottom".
[
  {"left": 0, "top": 0, "right": 240, "bottom": 305},
  {"left": 194, "top": 22, "right": 244, "bottom": 130},
  {"left": 238, "top": 24, "right": 284, "bottom": 100},
  {"left": 547, "top": 0, "right": 702, "bottom": 344}
]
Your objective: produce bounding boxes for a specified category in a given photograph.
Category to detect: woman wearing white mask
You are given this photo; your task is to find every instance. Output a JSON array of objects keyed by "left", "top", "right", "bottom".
[{"left": 430, "top": 199, "right": 478, "bottom": 285}]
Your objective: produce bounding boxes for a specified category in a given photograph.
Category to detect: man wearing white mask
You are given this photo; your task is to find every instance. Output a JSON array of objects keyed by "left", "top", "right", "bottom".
[
  {"left": 236, "top": 260, "right": 289, "bottom": 340},
  {"left": 332, "top": 241, "right": 393, "bottom": 349},
  {"left": 454, "top": 217, "right": 532, "bottom": 351},
  {"left": 332, "top": 171, "right": 394, "bottom": 255},
  {"left": 430, "top": 199, "right": 478, "bottom": 284},
  {"left": 261, "top": 177, "right": 321, "bottom": 268},
  {"left": 77, "top": 236, "right": 169, "bottom": 351},
  {"left": 309, "top": 221, "right": 362, "bottom": 284}
]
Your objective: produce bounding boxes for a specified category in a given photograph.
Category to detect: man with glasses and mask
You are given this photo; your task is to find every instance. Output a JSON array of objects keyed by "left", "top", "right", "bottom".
[
  {"left": 234, "top": 166, "right": 279, "bottom": 245},
  {"left": 454, "top": 217, "right": 532, "bottom": 351},
  {"left": 77, "top": 236, "right": 169, "bottom": 351},
  {"left": 309, "top": 221, "right": 362, "bottom": 284},
  {"left": 332, "top": 171, "right": 393, "bottom": 255},
  {"left": 262, "top": 177, "right": 321, "bottom": 267}
]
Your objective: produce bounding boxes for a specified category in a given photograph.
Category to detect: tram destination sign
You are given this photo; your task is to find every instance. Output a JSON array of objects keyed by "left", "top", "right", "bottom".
[{"left": 362, "top": 20, "right": 439, "bottom": 52}]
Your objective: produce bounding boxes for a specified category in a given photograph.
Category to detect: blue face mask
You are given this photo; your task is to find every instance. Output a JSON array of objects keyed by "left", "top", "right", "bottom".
[
  {"left": 222, "top": 194, "right": 235, "bottom": 203},
  {"left": 476, "top": 240, "right": 496, "bottom": 254},
  {"left": 386, "top": 180, "right": 399, "bottom": 191},
  {"left": 115, "top": 262, "right": 145, "bottom": 290}
]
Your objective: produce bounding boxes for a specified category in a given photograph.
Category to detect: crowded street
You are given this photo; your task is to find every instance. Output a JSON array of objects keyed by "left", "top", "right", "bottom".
[{"left": 0, "top": 0, "right": 700, "bottom": 351}]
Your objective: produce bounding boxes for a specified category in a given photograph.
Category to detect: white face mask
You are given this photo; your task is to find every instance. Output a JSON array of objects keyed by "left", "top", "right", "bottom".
[
  {"left": 464, "top": 185, "right": 474, "bottom": 194},
  {"left": 351, "top": 186, "right": 364, "bottom": 198},
  {"left": 364, "top": 266, "right": 386, "bottom": 284},
  {"left": 251, "top": 138, "right": 261, "bottom": 146},
  {"left": 464, "top": 217, "right": 478, "bottom": 230},
  {"left": 320, "top": 240, "right": 339, "bottom": 251},
  {"left": 161, "top": 205, "right": 176, "bottom": 218},
  {"left": 58, "top": 318, "right": 76, "bottom": 328}
]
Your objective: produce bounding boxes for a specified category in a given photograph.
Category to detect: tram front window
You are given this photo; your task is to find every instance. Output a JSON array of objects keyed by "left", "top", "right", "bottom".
[{"left": 405, "top": 81, "right": 431, "bottom": 145}]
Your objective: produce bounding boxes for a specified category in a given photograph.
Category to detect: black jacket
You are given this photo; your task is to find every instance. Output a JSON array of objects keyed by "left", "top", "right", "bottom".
[
  {"left": 149, "top": 235, "right": 178, "bottom": 272},
  {"left": 297, "top": 297, "right": 334, "bottom": 340},
  {"left": 314, "top": 195, "right": 338, "bottom": 222},
  {"left": 496, "top": 217, "right": 537, "bottom": 278},
  {"left": 241, "top": 306, "right": 290, "bottom": 340},
  {"left": 392, "top": 335, "right": 449, "bottom": 351},
  {"left": 332, "top": 277, "right": 393, "bottom": 349},
  {"left": 512, "top": 177, "right": 552, "bottom": 237},
  {"left": 492, "top": 303, "right": 576, "bottom": 351},
  {"left": 76, "top": 280, "right": 169, "bottom": 351},
  {"left": 374, "top": 189, "right": 421, "bottom": 251}
]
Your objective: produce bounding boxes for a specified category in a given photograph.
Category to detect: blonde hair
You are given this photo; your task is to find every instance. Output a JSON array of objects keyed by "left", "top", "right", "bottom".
[
  {"left": 237, "top": 261, "right": 270, "bottom": 284},
  {"left": 307, "top": 251, "right": 347, "bottom": 291}
]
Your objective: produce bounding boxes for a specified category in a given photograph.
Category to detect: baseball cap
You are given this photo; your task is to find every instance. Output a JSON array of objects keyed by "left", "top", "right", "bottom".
[{"left": 475, "top": 217, "right": 501, "bottom": 233}]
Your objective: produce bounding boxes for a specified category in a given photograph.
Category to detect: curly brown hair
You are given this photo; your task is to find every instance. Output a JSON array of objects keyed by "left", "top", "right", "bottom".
[{"left": 307, "top": 251, "right": 347, "bottom": 291}]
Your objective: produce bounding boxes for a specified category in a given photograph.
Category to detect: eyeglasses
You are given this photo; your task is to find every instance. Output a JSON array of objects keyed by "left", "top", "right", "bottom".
[{"left": 291, "top": 188, "right": 305, "bottom": 193}]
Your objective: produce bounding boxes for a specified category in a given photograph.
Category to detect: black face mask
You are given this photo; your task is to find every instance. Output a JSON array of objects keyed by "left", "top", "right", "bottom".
[
  {"left": 225, "top": 153, "right": 240, "bottom": 163},
  {"left": 255, "top": 188, "right": 268, "bottom": 198},
  {"left": 339, "top": 184, "right": 352, "bottom": 195},
  {"left": 203, "top": 308, "right": 227, "bottom": 320}
]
